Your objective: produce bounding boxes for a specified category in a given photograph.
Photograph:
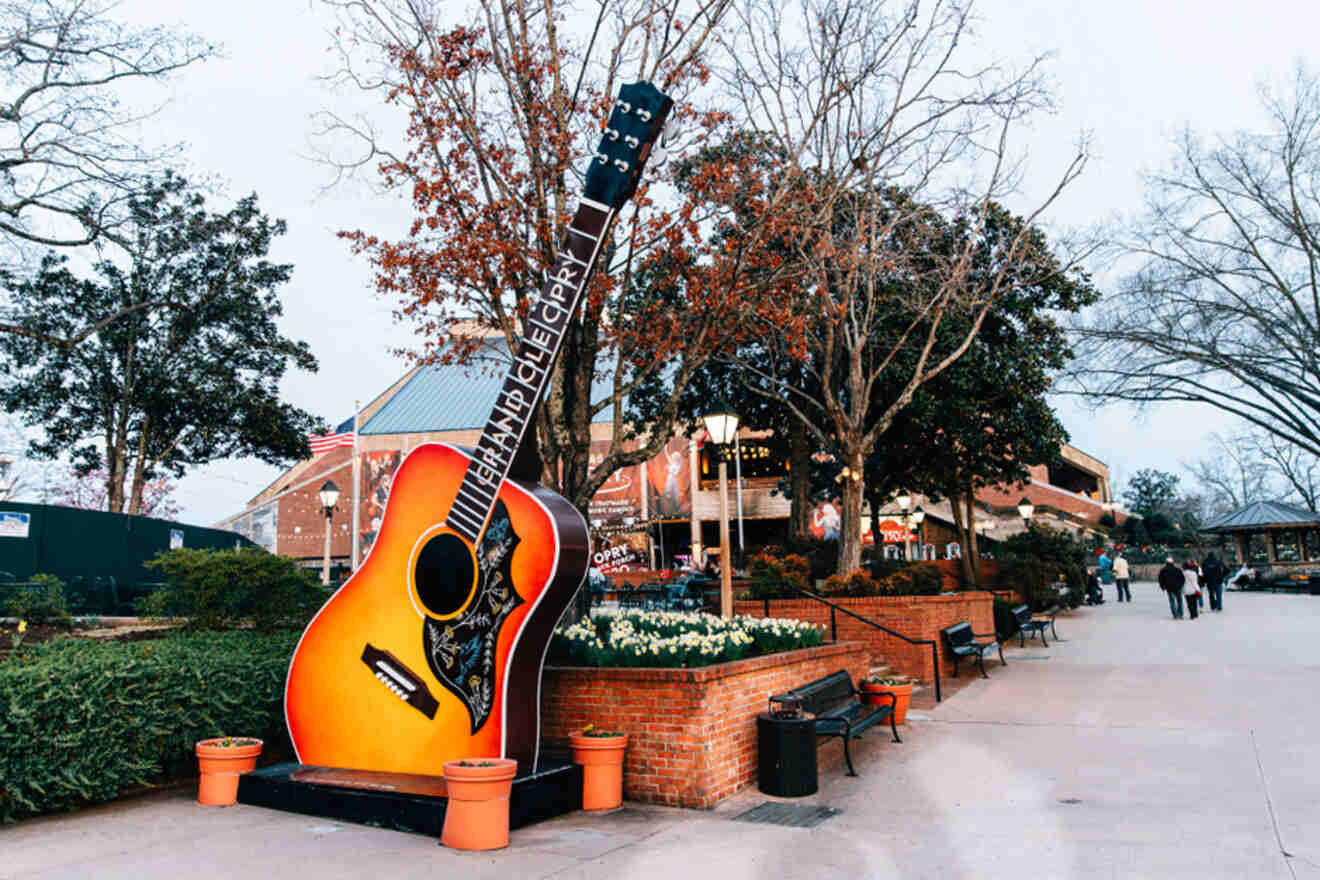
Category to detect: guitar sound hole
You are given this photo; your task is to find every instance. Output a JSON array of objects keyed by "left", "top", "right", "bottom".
[{"left": 414, "top": 533, "right": 476, "bottom": 618}]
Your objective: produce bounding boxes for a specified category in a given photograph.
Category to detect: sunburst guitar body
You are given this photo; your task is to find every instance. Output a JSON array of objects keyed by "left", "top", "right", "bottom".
[
  {"left": 285, "top": 442, "right": 588, "bottom": 774},
  {"left": 283, "top": 80, "right": 673, "bottom": 780}
]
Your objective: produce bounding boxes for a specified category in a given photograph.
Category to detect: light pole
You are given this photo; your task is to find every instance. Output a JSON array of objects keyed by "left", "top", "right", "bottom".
[
  {"left": 910, "top": 505, "right": 926, "bottom": 560},
  {"left": 703, "top": 399, "right": 739, "bottom": 618},
  {"left": 896, "top": 490, "right": 912, "bottom": 560},
  {"left": 1018, "top": 497, "right": 1035, "bottom": 531},
  {"left": 319, "top": 479, "right": 340, "bottom": 586}
]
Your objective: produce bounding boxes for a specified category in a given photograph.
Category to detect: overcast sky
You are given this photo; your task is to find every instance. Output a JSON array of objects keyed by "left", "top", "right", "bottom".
[{"left": 100, "top": 0, "right": 1320, "bottom": 525}]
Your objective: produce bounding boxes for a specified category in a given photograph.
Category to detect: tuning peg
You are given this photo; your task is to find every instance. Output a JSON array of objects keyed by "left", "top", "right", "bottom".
[
  {"left": 605, "top": 128, "right": 620, "bottom": 142},
  {"left": 636, "top": 108, "right": 652, "bottom": 122},
  {"left": 624, "top": 135, "right": 639, "bottom": 149}
]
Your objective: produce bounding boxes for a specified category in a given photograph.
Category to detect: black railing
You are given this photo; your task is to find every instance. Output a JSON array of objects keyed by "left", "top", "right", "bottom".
[{"left": 754, "top": 583, "right": 942, "bottom": 702}]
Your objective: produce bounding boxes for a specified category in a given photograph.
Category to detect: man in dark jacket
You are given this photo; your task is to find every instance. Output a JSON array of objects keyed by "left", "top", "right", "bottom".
[
  {"left": 1202, "top": 551, "right": 1226, "bottom": 612},
  {"left": 1158, "top": 557, "right": 1185, "bottom": 619}
]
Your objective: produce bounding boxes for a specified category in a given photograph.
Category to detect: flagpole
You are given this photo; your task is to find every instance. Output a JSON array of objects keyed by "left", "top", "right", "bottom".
[{"left": 351, "top": 399, "right": 361, "bottom": 570}]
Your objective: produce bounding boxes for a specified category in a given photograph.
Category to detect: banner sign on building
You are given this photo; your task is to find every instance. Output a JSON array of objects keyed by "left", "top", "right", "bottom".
[
  {"left": 0, "top": 511, "right": 30, "bottom": 538},
  {"left": 877, "top": 519, "right": 917, "bottom": 543}
]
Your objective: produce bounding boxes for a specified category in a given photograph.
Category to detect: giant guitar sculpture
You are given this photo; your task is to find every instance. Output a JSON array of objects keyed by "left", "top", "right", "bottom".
[{"left": 285, "top": 82, "right": 674, "bottom": 777}]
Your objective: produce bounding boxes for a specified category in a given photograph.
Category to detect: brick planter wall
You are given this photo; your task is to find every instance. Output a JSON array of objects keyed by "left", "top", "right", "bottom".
[
  {"left": 541, "top": 642, "right": 869, "bottom": 808},
  {"left": 732, "top": 593, "right": 994, "bottom": 684}
]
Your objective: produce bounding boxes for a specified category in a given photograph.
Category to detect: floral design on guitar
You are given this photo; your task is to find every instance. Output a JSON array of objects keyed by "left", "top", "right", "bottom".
[{"left": 422, "top": 500, "right": 524, "bottom": 733}]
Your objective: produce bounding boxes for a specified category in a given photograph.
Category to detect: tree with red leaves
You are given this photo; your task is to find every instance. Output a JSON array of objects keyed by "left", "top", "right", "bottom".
[{"left": 321, "top": 0, "right": 807, "bottom": 512}]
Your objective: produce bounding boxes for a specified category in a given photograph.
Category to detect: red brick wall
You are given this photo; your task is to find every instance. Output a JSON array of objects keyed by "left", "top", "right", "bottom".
[
  {"left": 541, "top": 642, "right": 869, "bottom": 808},
  {"left": 732, "top": 593, "right": 994, "bottom": 684}
]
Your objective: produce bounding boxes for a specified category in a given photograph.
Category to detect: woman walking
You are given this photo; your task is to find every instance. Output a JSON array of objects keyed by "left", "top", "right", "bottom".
[{"left": 1183, "top": 558, "right": 1203, "bottom": 620}]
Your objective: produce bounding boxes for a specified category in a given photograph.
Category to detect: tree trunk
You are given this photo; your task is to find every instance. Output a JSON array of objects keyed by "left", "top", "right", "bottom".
[
  {"left": 837, "top": 449, "right": 865, "bottom": 574},
  {"left": 789, "top": 419, "right": 811, "bottom": 543},
  {"left": 964, "top": 490, "right": 981, "bottom": 585},
  {"left": 948, "top": 489, "right": 976, "bottom": 585}
]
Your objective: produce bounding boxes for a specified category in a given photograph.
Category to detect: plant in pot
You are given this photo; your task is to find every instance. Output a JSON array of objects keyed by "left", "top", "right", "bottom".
[
  {"left": 194, "top": 736, "right": 264, "bottom": 806},
  {"left": 860, "top": 676, "right": 915, "bottom": 725},
  {"left": 441, "top": 757, "right": 518, "bottom": 851},
  {"left": 569, "top": 724, "right": 629, "bottom": 811}
]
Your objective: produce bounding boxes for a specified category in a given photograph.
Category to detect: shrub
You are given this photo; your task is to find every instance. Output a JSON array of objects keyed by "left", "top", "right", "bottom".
[
  {"left": 882, "top": 562, "right": 943, "bottom": 596},
  {"left": 551, "top": 610, "right": 824, "bottom": 668},
  {"left": 5, "top": 574, "right": 72, "bottom": 627},
  {"left": 747, "top": 552, "right": 810, "bottom": 599},
  {"left": 0, "top": 630, "right": 297, "bottom": 823},
  {"left": 142, "top": 548, "right": 329, "bottom": 631},
  {"left": 996, "top": 526, "right": 1087, "bottom": 610}
]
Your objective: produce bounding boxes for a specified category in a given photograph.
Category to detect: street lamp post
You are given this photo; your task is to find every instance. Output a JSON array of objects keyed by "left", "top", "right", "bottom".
[
  {"left": 911, "top": 505, "right": 926, "bottom": 560},
  {"left": 319, "top": 480, "right": 340, "bottom": 586},
  {"left": 896, "top": 491, "right": 912, "bottom": 560},
  {"left": 1018, "top": 497, "right": 1035, "bottom": 530},
  {"left": 703, "top": 399, "right": 739, "bottom": 618}
]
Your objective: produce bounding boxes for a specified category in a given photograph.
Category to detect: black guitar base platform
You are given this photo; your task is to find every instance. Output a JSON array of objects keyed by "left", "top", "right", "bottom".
[{"left": 236, "top": 759, "right": 582, "bottom": 837}]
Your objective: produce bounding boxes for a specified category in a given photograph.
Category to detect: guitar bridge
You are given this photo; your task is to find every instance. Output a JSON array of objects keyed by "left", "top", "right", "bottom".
[{"left": 361, "top": 643, "right": 439, "bottom": 720}]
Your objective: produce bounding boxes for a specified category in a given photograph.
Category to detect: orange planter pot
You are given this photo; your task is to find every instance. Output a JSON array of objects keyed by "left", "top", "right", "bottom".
[
  {"left": 569, "top": 732, "right": 629, "bottom": 811},
  {"left": 195, "top": 738, "right": 263, "bottom": 806},
  {"left": 441, "top": 758, "right": 518, "bottom": 851},
  {"left": 861, "top": 682, "right": 914, "bottom": 725}
]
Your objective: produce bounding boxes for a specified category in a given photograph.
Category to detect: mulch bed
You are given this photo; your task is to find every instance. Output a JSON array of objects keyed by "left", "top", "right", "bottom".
[{"left": 0, "top": 621, "right": 179, "bottom": 659}]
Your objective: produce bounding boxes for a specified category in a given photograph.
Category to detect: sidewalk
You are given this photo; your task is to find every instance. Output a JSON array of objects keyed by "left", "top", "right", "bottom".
[{"left": 3, "top": 583, "right": 1316, "bottom": 879}]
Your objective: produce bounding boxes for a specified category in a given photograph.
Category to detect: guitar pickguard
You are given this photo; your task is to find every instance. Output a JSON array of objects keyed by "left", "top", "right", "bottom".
[{"left": 421, "top": 500, "right": 524, "bottom": 734}]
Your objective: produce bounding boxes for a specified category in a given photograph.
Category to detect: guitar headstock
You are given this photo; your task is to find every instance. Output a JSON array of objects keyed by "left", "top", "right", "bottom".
[{"left": 584, "top": 81, "right": 675, "bottom": 209}]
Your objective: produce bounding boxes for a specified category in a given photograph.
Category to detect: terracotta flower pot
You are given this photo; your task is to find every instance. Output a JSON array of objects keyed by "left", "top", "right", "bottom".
[
  {"left": 862, "top": 681, "right": 914, "bottom": 725},
  {"left": 195, "top": 737, "right": 263, "bottom": 806},
  {"left": 441, "top": 758, "right": 518, "bottom": 851},
  {"left": 569, "top": 731, "right": 629, "bottom": 811}
]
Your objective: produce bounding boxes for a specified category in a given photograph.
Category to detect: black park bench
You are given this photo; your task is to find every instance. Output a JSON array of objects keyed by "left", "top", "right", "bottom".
[
  {"left": 770, "top": 670, "right": 900, "bottom": 777},
  {"left": 1010, "top": 604, "right": 1053, "bottom": 647},
  {"left": 940, "top": 621, "right": 1005, "bottom": 679}
]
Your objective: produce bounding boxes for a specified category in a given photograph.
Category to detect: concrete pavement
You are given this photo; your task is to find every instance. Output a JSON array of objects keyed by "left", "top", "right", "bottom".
[{"left": 3, "top": 582, "right": 1317, "bottom": 879}]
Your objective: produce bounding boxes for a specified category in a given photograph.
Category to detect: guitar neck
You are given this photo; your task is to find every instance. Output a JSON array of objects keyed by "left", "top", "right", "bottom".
[{"left": 445, "top": 199, "right": 614, "bottom": 545}]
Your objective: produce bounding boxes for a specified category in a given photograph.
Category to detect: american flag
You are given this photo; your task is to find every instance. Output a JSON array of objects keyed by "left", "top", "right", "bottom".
[{"left": 308, "top": 429, "right": 355, "bottom": 455}]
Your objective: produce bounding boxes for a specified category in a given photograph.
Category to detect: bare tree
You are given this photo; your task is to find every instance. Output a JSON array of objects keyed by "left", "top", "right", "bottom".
[
  {"left": 0, "top": 1, "right": 214, "bottom": 251},
  {"left": 1067, "top": 65, "right": 1320, "bottom": 461},
  {"left": 1185, "top": 433, "right": 1274, "bottom": 517},
  {"left": 1254, "top": 431, "right": 1320, "bottom": 512},
  {"left": 712, "top": 0, "right": 1089, "bottom": 571}
]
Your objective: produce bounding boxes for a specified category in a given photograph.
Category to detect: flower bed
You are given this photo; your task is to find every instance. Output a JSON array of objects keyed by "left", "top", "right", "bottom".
[{"left": 551, "top": 610, "right": 824, "bottom": 668}]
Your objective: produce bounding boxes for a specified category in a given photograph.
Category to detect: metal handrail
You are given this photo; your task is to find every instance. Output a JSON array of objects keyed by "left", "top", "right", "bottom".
[{"left": 753, "top": 582, "right": 941, "bottom": 702}]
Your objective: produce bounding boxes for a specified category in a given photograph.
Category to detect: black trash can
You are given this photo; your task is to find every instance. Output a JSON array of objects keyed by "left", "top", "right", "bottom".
[{"left": 757, "top": 712, "right": 817, "bottom": 797}]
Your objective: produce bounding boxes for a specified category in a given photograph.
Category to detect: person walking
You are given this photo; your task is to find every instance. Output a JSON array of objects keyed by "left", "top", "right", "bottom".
[
  {"left": 1202, "top": 551, "right": 1225, "bottom": 611},
  {"left": 1113, "top": 551, "right": 1132, "bottom": 602},
  {"left": 1098, "top": 550, "right": 1114, "bottom": 586},
  {"left": 1158, "top": 557, "right": 1185, "bottom": 619},
  {"left": 1182, "top": 558, "right": 1203, "bottom": 620}
]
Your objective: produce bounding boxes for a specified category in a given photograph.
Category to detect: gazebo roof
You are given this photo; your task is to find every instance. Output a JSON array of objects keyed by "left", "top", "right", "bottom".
[{"left": 1201, "top": 500, "right": 1320, "bottom": 534}]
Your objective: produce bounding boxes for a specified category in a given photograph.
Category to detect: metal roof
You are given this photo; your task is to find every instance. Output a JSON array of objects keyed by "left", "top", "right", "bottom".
[
  {"left": 1201, "top": 500, "right": 1320, "bottom": 533},
  {"left": 360, "top": 360, "right": 616, "bottom": 435}
]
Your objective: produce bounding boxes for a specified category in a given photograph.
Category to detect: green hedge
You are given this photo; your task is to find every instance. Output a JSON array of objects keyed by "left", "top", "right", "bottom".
[{"left": 0, "top": 630, "right": 297, "bottom": 823}]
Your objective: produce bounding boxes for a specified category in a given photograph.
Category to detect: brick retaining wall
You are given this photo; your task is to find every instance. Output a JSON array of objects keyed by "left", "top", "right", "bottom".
[
  {"left": 732, "top": 593, "right": 994, "bottom": 684},
  {"left": 541, "top": 642, "right": 869, "bottom": 808}
]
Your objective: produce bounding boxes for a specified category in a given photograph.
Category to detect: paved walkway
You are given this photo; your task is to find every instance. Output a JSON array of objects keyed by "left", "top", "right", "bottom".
[{"left": 4, "top": 583, "right": 1318, "bottom": 879}]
